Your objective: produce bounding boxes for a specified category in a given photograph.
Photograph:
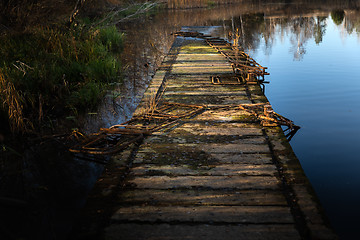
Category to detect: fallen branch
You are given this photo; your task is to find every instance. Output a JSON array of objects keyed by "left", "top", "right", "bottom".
[{"left": 93, "top": 1, "right": 160, "bottom": 28}]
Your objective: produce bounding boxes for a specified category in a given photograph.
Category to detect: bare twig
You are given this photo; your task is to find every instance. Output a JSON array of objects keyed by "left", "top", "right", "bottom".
[
  {"left": 91, "top": 4, "right": 139, "bottom": 28},
  {"left": 12, "top": 61, "right": 33, "bottom": 76},
  {"left": 69, "top": 0, "right": 86, "bottom": 25}
]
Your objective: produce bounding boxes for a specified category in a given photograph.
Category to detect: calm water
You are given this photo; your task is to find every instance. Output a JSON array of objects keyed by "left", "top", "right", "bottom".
[
  {"left": 114, "top": 1, "right": 360, "bottom": 238},
  {"left": 252, "top": 14, "right": 360, "bottom": 239}
]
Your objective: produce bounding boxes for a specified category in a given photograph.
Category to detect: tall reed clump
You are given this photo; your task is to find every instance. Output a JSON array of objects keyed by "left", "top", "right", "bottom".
[
  {"left": 0, "top": 71, "right": 27, "bottom": 133},
  {"left": 0, "top": 24, "right": 124, "bottom": 133}
]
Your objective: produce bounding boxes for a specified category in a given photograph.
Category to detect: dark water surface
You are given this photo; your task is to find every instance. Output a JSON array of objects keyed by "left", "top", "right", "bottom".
[
  {"left": 251, "top": 11, "right": 360, "bottom": 240},
  {"left": 113, "top": 1, "right": 360, "bottom": 239}
]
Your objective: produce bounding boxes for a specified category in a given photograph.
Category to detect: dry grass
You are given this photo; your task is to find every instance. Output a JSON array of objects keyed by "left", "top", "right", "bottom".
[
  {"left": 136, "top": 90, "right": 160, "bottom": 117},
  {"left": 0, "top": 70, "right": 28, "bottom": 133}
]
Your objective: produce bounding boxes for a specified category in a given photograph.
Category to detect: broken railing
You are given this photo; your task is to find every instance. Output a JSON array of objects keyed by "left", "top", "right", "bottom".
[
  {"left": 172, "top": 31, "right": 269, "bottom": 82},
  {"left": 69, "top": 101, "right": 299, "bottom": 156},
  {"left": 69, "top": 102, "right": 205, "bottom": 155}
]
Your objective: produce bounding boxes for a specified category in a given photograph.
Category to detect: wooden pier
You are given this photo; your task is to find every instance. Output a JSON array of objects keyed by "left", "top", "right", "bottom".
[{"left": 74, "top": 29, "right": 337, "bottom": 240}]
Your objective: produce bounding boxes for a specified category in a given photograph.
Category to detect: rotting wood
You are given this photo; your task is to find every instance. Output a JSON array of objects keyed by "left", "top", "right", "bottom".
[
  {"left": 211, "top": 75, "right": 244, "bottom": 85},
  {"left": 69, "top": 102, "right": 205, "bottom": 155},
  {"left": 69, "top": 130, "right": 146, "bottom": 155},
  {"left": 105, "top": 224, "right": 301, "bottom": 240},
  {"left": 69, "top": 100, "right": 298, "bottom": 156},
  {"left": 75, "top": 33, "right": 337, "bottom": 240},
  {"left": 172, "top": 31, "right": 269, "bottom": 82}
]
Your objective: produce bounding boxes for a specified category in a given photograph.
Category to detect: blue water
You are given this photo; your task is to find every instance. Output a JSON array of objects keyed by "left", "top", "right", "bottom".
[{"left": 253, "top": 17, "right": 360, "bottom": 239}]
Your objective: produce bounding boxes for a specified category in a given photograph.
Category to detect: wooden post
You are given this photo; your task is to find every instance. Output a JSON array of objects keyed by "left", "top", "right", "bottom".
[{"left": 262, "top": 104, "right": 277, "bottom": 126}]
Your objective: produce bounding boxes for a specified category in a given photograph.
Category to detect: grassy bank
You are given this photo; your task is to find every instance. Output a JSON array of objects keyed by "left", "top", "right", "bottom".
[
  {"left": 0, "top": 24, "right": 124, "bottom": 134},
  {"left": 0, "top": 0, "right": 162, "bottom": 136}
]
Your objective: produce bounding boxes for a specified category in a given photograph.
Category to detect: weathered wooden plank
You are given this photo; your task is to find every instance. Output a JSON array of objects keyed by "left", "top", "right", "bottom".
[
  {"left": 165, "top": 85, "right": 247, "bottom": 92},
  {"left": 173, "top": 62, "right": 231, "bottom": 68},
  {"left": 128, "top": 175, "right": 280, "bottom": 190},
  {"left": 165, "top": 83, "right": 215, "bottom": 88},
  {"left": 119, "top": 189, "right": 287, "bottom": 206},
  {"left": 178, "top": 46, "right": 220, "bottom": 54},
  {"left": 105, "top": 224, "right": 301, "bottom": 240},
  {"left": 166, "top": 75, "right": 210, "bottom": 80},
  {"left": 162, "top": 94, "right": 250, "bottom": 105},
  {"left": 208, "top": 153, "right": 273, "bottom": 164},
  {"left": 133, "top": 152, "right": 273, "bottom": 165},
  {"left": 172, "top": 67, "right": 232, "bottom": 75},
  {"left": 164, "top": 91, "right": 247, "bottom": 96},
  {"left": 111, "top": 205, "right": 294, "bottom": 223},
  {"left": 171, "top": 122, "right": 263, "bottom": 136},
  {"left": 138, "top": 142, "right": 269, "bottom": 154},
  {"left": 142, "top": 135, "right": 266, "bottom": 145},
  {"left": 200, "top": 143, "right": 270, "bottom": 153},
  {"left": 193, "top": 108, "right": 255, "bottom": 121},
  {"left": 176, "top": 53, "right": 229, "bottom": 61},
  {"left": 131, "top": 164, "right": 277, "bottom": 176}
]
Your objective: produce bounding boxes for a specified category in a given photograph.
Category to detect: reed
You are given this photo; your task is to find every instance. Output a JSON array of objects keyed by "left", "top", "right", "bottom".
[{"left": 0, "top": 71, "right": 27, "bottom": 133}]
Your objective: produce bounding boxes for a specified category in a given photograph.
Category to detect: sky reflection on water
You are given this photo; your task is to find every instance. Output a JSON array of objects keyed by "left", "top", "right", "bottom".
[{"left": 252, "top": 15, "right": 360, "bottom": 239}]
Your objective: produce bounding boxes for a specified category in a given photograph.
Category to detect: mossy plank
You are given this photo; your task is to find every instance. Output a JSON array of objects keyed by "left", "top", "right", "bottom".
[
  {"left": 165, "top": 85, "right": 247, "bottom": 92},
  {"left": 208, "top": 153, "right": 273, "bottom": 165},
  {"left": 105, "top": 224, "right": 301, "bottom": 240},
  {"left": 142, "top": 134, "right": 266, "bottom": 145},
  {"left": 164, "top": 91, "right": 247, "bottom": 96},
  {"left": 170, "top": 122, "right": 263, "bottom": 136},
  {"left": 130, "top": 164, "right": 277, "bottom": 177},
  {"left": 200, "top": 143, "right": 269, "bottom": 153},
  {"left": 111, "top": 205, "right": 294, "bottom": 223},
  {"left": 192, "top": 109, "right": 255, "bottom": 122},
  {"left": 127, "top": 175, "right": 280, "bottom": 190},
  {"left": 118, "top": 189, "right": 287, "bottom": 206},
  {"left": 133, "top": 152, "right": 273, "bottom": 165},
  {"left": 171, "top": 67, "right": 232, "bottom": 75},
  {"left": 162, "top": 94, "right": 250, "bottom": 105},
  {"left": 138, "top": 142, "right": 270, "bottom": 154},
  {"left": 176, "top": 53, "right": 227, "bottom": 61}
]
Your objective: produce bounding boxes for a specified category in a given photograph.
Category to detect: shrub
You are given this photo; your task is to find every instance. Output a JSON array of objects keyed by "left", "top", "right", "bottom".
[{"left": 331, "top": 10, "right": 345, "bottom": 25}]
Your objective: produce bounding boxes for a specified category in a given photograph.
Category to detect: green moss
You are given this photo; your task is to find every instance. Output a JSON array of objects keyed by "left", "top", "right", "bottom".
[
  {"left": 207, "top": 0, "right": 216, "bottom": 8},
  {"left": 231, "top": 114, "right": 257, "bottom": 122}
]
